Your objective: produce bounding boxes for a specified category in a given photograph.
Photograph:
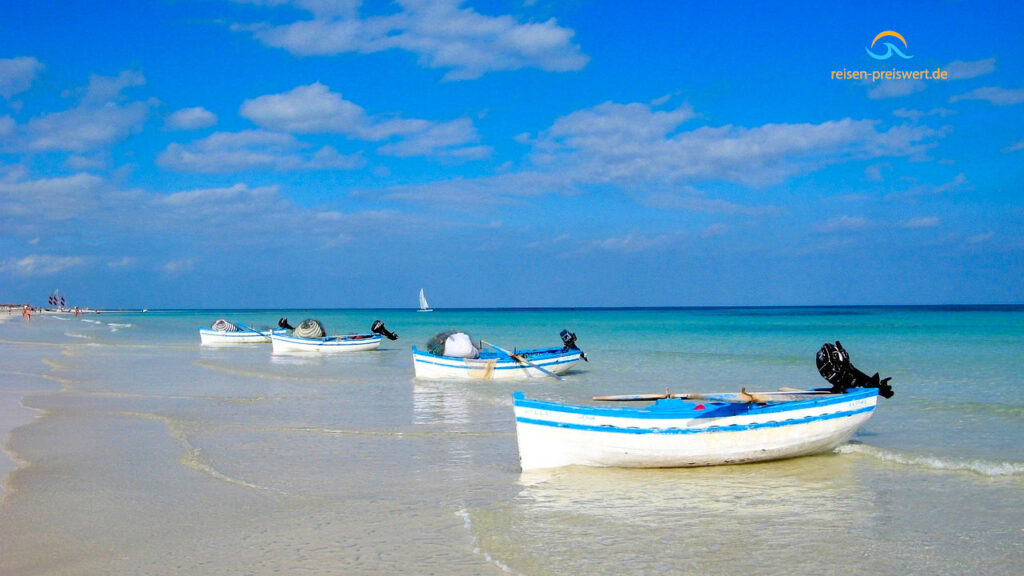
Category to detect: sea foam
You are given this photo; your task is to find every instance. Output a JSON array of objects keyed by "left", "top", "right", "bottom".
[{"left": 838, "top": 443, "right": 1024, "bottom": 477}]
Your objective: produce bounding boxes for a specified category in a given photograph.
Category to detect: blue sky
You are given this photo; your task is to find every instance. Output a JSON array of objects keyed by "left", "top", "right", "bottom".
[{"left": 1, "top": 0, "right": 1022, "bottom": 309}]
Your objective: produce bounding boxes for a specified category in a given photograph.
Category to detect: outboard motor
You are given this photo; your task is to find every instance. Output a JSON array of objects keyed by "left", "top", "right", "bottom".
[
  {"left": 816, "top": 341, "right": 893, "bottom": 398},
  {"left": 560, "top": 329, "right": 588, "bottom": 361},
  {"left": 278, "top": 317, "right": 295, "bottom": 330},
  {"left": 371, "top": 320, "right": 398, "bottom": 341}
]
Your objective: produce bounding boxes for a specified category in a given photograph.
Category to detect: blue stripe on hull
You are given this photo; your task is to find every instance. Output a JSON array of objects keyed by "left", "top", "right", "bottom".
[
  {"left": 515, "top": 404, "right": 875, "bottom": 436},
  {"left": 413, "top": 356, "right": 579, "bottom": 371}
]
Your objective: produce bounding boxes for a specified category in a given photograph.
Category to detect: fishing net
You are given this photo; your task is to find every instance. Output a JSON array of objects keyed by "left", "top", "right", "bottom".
[
  {"left": 211, "top": 319, "right": 238, "bottom": 332},
  {"left": 426, "top": 331, "right": 479, "bottom": 358},
  {"left": 293, "top": 319, "right": 326, "bottom": 338}
]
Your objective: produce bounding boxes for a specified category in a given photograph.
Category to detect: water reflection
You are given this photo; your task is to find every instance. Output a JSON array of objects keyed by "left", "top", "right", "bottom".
[
  {"left": 468, "top": 455, "right": 880, "bottom": 576},
  {"left": 413, "top": 382, "right": 472, "bottom": 425}
]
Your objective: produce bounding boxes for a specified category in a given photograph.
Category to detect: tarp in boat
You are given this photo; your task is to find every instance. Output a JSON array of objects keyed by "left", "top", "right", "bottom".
[
  {"left": 293, "top": 319, "right": 326, "bottom": 338},
  {"left": 211, "top": 319, "right": 238, "bottom": 332},
  {"left": 427, "top": 331, "right": 479, "bottom": 358}
]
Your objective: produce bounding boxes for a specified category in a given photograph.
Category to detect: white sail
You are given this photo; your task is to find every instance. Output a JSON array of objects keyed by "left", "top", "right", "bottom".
[{"left": 418, "top": 289, "right": 432, "bottom": 312}]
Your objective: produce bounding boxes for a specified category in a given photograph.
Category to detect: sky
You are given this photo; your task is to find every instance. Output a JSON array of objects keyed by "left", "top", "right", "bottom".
[{"left": 1, "top": 0, "right": 1022, "bottom": 309}]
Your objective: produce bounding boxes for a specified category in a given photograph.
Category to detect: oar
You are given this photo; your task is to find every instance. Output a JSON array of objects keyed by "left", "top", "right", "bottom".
[
  {"left": 741, "top": 388, "right": 840, "bottom": 402},
  {"left": 777, "top": 387, "right": 833, "bottom": 394},
  {"left": 593, "top": 388, "right": 739, "bottom": 402},
  {"left": 593, "top": 391, "right": 744, "bottom": 403},
  {"left": 594, "top": 388, "right": 839, "bottom": 403},
  {"left": 235, "top": 321, "right": 272, "bottom": 341},
  {"left": 481, "top": 340, "right": 565, "bottom": 381},
  {"left": 592, "top": 393, "right": 674, "bottom": 402}
]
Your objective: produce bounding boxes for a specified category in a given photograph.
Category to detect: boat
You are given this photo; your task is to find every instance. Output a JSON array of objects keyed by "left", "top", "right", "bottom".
[
  {"left": 199, "top": 319, "right": 285, "bottom": 345},
  {"left": 512, "top": 341, "right": 894, "bottom": 470},
  {"left": 412, "top": 330, "right": 586, "bottom": 380},
  {"left": 270, "top": 318, "right": 398, "bottom": 353},
  {"left": 418, "top": 288, "right": 433, "bottom": 312}
]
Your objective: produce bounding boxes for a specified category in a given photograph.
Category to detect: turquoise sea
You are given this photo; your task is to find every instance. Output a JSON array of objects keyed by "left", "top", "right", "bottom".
[{"left": 1, "top": 306, "right": 1022, "bottom": 575}]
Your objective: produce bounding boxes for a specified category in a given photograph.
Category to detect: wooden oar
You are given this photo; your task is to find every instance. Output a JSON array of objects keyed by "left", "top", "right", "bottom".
[
  {"left": 592, "top": 393, "right": 674, "bottom": 402},
  {"left": 777, "top": 387, "right": 833, "bottom": 394},
  {"left": 594, "top": 388, "right": 839, "bottom": 403},
  {"left": 481, "top": 340, "right": 565, "bottom": 381},
  {"left": 742, "top": 388, "right": 839, "bottom": 402},
  {"left": 235, "top": 321, "right": 272, "bottom": 341},
  {"left": 593, "top": 389, "right": 743, "bottom": 403}
]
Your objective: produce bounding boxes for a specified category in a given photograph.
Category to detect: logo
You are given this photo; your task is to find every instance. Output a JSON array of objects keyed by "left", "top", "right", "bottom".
[{"left": 865, "top": 31, "right": 913, "bottom": 60}]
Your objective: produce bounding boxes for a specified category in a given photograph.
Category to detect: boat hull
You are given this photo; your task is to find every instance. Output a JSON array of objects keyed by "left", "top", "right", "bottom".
[
  {"left": 412, "top": 346, "right": 581, "bottom": 380},
  {"left": 271, "top": 333, "right": 382, "bottom": 353},
  {"left": 199, "top": 328, "right": 285, "bottom": 345},
  {"left": 512, "top": 388, "right": 878, "bottom": 470}
]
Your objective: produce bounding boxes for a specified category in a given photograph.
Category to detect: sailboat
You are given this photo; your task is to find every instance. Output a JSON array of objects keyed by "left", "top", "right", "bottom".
[{"left": 418, "top": 289, "right": 433, "bottom": 312}]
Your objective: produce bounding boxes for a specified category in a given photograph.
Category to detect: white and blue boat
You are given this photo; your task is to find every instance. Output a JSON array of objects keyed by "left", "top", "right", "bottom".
[
  {"left": 412, "top": 330, "right": 586, "bottom": 380},
  {"left": 270, "top": 318, "right": 398, "bottom": 353},
  {"left": 199, "top": 320, "right": 285, "bottom": 345},
  {"left": 413, "top": 346, "right": 582, "bottom": 380},
  {"left": 271, "top": 332, "right": 383, "bottom": 353},
  {"left": 512, "top": 342, "right": 894, "bottom": 470}
]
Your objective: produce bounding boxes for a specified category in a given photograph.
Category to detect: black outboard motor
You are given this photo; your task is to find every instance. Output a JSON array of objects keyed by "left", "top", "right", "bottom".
[
  {"left": 560, "top": 329, "right": 588, "bottom": 361},
  {"left": 371, "top": 320, "right": 398, "bottom": 341},
  {"left": 816, "top": 341, "right": 893, "bottom": 398},
  {"left": 278, "top": 317, "right": 295, "bottom": 330}
]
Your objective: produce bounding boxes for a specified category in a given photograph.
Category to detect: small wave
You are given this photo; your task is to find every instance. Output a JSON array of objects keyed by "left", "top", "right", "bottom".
[
  {"left": 107, "top": 323, "right": 132, "bottom": 329},
  {"left": 118, "top": 411, "right": 283, "bottom": 494},
  {"left": 63, "top": 331, "right": 91, "bottom": 339},
  {"left": 457, "top": 508, "right": 520, "bottom": 575},
  {"left": 838, "top": 444, "right": 1024, "bottom": 477},
  {"left": 287, "top": 426, "right": 506, "bottom": 439}
]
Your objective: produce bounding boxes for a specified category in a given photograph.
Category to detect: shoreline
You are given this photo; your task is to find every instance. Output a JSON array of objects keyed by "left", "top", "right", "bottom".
[
  {"left": 0, "top": 316, "right": 52, "bottom": 502},
  {"left": 0, "top": 390, "right": 44, "bottom": 502}
]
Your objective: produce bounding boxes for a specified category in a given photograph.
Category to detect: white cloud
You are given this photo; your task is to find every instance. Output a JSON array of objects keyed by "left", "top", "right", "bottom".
[
  {"left": 865, "top": 163, "right": 887, "bottom": 182},
  {"left": 240, "top": 82, "right": 421, "bottom": 137},
  {"left": 376, "top": 117, "right": 488, "bottom": 159},
  {"left": 376, "top": 99, "right": 943, "bottom": 211},
  {"left": 868, "top": 79, "right": 926, "bottom": 99},
  {"left": 0, "top": 57, "right": 44, "bottom": 98},
  {"left": 157, "top": 129, "right": 365, "bottom": 172},
  {"left": 528, "top": 100, "right": 939, "bottom": 188},
  {"left": 24, "top": 102, "right": 150, "bottom": 152},
  {"left": 241, "top": 82, "right": 490, "bottom": 158},
  {"left": 591, "top": 232, "right": 677, "bottom": 253},
  {"left": 237, "top": 0, "right": 588, "bottom": 80},
  {"left": 944, "top": 58, "right": 996, "bottom": 80},
  {"left": 814, "top": 215, "right": 871, "bottom": 234},
  {"left": 901, "top": 217, "right": 940, "bottom": 228},
  {"left": 892, "top": 108, "right": 954, "bottom": 120},
  {"left": 0, "top": 115, "right": 14, "bottom": 138},
  {"left": 701, "top": 223, "right": 728, "bottom": 238},
  {"left": 21, "top": 71, "right": 151, "bottom": 152},
  {"left": 166, "top": 107, "right": 218, "bottom": 130},
  {"left": 74, "top": 71, "right": 146, "bottom": 104},
  {"left": 885, "top": 173, "right": 969, "bottom": 201},
  {"left": 640, "top": 190, "right": 777, "bottom": 215},
  {"left": 950, "top": 86, "right": 1024, "bottom": 106},
  {"left": 0, "top": 254, "right": 88, "bottom": 276},
  {"left": 1003, "top": 139, "right": 1024, "bottom": 153},
  {"left": 0, "top": 172, "right": 108, "bottom": 222},
  {"left": 161, "top": 258, "right": 196, "bottom": 275},
  {"left": 106, "top": 257, "right": 137, "bottom": 269}
]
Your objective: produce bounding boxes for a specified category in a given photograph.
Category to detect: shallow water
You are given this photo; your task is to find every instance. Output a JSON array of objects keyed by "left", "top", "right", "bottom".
[{"left": 1, "top": 307, "right": 1021, "bottom": 575}]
